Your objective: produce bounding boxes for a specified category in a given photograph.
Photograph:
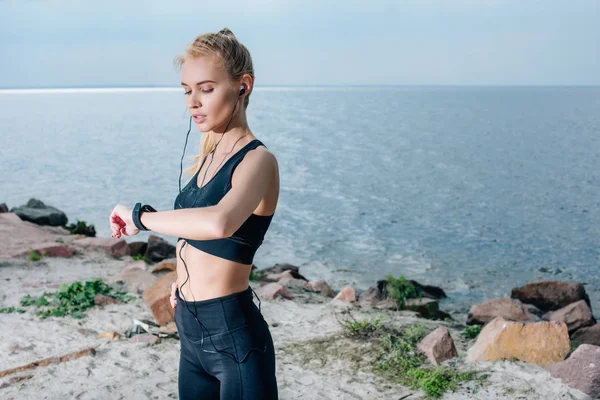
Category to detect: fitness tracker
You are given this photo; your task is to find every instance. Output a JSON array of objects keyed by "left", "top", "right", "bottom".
[{"left": 132, "top": 202, "right": 157, "bottom": 231}]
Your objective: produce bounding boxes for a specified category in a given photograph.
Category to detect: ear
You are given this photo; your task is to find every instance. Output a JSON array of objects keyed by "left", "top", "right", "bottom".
[{"left": 239, "top": 74, "right": 253, "bottom": 96}]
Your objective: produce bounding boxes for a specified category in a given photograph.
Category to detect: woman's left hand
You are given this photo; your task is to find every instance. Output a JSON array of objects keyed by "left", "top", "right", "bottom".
[{"left": 109, "top": 204, "right": 139, "bottom": 238}]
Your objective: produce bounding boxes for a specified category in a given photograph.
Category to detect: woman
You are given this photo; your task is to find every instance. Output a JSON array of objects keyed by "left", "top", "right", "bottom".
[{"left": 109, "top": 28, "right": 280, "bottom": 399}]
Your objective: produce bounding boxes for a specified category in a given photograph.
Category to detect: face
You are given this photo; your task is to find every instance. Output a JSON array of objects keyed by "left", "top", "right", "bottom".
[{"left": 180, "top": 55, "right": 239, "bottom": 132}]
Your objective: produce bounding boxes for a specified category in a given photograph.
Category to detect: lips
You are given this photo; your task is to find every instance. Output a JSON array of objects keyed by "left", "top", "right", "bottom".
[{"left": 192, "top": 114, "right": 206, "bottom": 123}]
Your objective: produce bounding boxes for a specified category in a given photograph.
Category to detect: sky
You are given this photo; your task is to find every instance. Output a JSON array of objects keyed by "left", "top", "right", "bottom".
[{"left": 0, "top": 0, "right": 599, "bottom": 88}]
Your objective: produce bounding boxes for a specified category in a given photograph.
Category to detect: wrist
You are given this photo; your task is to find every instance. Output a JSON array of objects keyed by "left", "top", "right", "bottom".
[{"left": 132, "top": 203, "right": 157, "bottom": 231}]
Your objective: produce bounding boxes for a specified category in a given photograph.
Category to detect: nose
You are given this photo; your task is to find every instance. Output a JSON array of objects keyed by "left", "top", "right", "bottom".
[{"left": 186, "top": 94, "right": 201, "bottom": 109}]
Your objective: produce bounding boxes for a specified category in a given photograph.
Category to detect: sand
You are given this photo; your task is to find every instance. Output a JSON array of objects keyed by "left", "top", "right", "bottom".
[{"left": 0, "top": 243, "right": 594, "bottom": 399}]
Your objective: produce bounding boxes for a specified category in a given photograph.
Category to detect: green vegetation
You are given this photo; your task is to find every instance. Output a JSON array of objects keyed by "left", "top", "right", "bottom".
[
  {"left": 383, "top": 274, "right": 422, "bottom": 309},
  {"left": 332, "top": 313, "right": 487, "bottom": 398},
  {"left": 249, "top": 269, "right": 262, "bottom": 281},
  {"left": 0, "top": 306, "right": 27, "bottom": 314},
  {"left": 132, "top": 253, "right": 154, "bottom": 264},
  {"left": 27, "top": 249, "right": 44, "bottom": 261},
  {"left": 461, "top": 325, "right": 483, "bottom": 340},
  {"left": 54, "top": 237, "right": 65, "bottom": 243},
  {"left": 340, "top": 314, "right": 383, "bottom": 338},
  {"left": 65, "top": 219, "right": 96, "bottom": 237},
  {"left": 19, "top": 280, "right": 136, "bottom": 319}
]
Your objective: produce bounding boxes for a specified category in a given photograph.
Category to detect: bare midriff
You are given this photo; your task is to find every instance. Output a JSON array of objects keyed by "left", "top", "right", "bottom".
[{"left": 175, "top": 239, "right": 253, "bottom": 302}]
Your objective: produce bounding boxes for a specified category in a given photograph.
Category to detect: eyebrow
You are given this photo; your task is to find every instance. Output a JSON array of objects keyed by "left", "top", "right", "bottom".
[{"left": 180, "top": 80, "right": 216, "bottom": 87}]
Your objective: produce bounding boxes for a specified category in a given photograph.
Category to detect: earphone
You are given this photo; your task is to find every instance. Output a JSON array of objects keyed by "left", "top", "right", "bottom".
[{"left": 175, "top": 83, "right": 267, "bottom": 364}]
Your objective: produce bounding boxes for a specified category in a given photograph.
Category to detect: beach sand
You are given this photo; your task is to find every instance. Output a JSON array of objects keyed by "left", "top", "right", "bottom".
[{"left": 0, "top": 243, "right": 594, "bottom": 399}]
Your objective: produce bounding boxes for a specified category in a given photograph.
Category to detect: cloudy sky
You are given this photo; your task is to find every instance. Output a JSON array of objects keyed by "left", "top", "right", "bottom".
[{"left": 1, "top": 0, "right": 598, "bottom": 88}]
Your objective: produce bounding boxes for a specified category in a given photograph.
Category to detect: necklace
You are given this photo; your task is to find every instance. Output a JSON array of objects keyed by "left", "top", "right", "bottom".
[{"left": 199, "top": 133, "right": 250, "bottom": 188}]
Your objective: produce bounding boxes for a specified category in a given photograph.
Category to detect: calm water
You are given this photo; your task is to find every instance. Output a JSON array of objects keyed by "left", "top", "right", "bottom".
[{"left": 1, "top": 86, "right": 599, "bottom": 320}]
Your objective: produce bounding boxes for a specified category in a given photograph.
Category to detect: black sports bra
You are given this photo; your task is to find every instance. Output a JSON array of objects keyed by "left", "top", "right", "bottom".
[{"left": 173, "top": 139, "right": 274, "bottom": 264}]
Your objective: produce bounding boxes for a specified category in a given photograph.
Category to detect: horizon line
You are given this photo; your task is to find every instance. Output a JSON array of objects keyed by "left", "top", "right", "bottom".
[{"left": 1, "top": 83, "right": 599, "bottom": 94}]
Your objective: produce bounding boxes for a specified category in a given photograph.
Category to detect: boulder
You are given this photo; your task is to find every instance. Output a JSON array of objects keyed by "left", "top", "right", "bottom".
[
  {"left": 333, "top": 287, "right": 356, "bottom": 303},
  {"left": 417, "top": 326, "right": 458, "bottom": 365},
  {"left": 128, "top": 241, "right": 147, "bottom": 257},
  {"left": 143, "top": 271, "right": 177, "bottom": 326},
  {"left": 18, "top": 242, "right": 74, "bottom": 258},
  {"left": 404, "top": 298, "right": 440, "bottom": 319},
  {"left": 278, "top": 271, "right": 311, "bottom": 290},
  {"left": 72, "top": 237, "right": 130, "bottom": 258},
  {"left": 377, "top": 278, "right": 447, "bottom": 300},
  {"left": 259, "top": 263, "right": 302, "bottom": 278},
  {"left": 467, "top": 316, "right": 570, "bottom": 366},
  {"left": 467, "top": 298, "right": 540, "bottom": 325},
  {"left": 358, "top": 286, "right": 381, "bottom": 307},
  {"left": 10, "top": 198, "right": 68, "bottom": 226},
  {"left": 151, "top": 258, "right": 177, "bottom": 273},
  {"left": 547, "top": 344, "right": 600, "bottom": 398},
  {"left": 570, "top": 324, "right": 600, "bottom": 346},
  {"left": 543, "top": 300, "right": 596, "bottom": 334},
  {"left": 307, "top": 280, "right": 336, "bottom": 298},
  {"left": 511, "top": 281, "right": 591, "bottom": 313},
  {"left": 255, "top": 283, "right": 293, "bottom": 300},
  {"left": 144, "top": 235, "right": 175, "bottom": 262},
  {"left": 110, "top": 268, "right": 157, "bottom": 295}
]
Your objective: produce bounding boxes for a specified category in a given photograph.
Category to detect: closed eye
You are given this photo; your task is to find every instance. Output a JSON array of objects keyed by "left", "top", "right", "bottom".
[{"left": 183, "top": 88, "right": 214, "bottom": 95}]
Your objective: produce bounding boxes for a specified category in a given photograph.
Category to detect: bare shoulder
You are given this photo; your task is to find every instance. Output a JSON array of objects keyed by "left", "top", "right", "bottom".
[{"left": 240, "top": 143, "right": 278, "bottom": 171}]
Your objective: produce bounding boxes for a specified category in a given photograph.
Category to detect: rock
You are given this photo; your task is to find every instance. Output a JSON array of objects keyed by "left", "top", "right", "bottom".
[
  {"left": 151, "top": 258, "right": 177, "bottom": 273},
  {"left": 417, "top": 326, "right": 458, "bottom": 365},
  {"left": 122, "top": 260, "right": 148, "bottom": 273},
  {"left": 0, "top": 214, "right": 67, "bottom": 259},
  {"left": 307, "top": 280, "right": 336, "bottom": 298},
  {"left": 18, "top": 242, "right": 74, "bottom": 258},
  {"left": 543, "top": 300, "right": 596, "bottom": 334},
  {"left": 72, "top": 237, "right": 130, "bottom": 258},
  {"left": 97, "top": 330, "right": 122, "bottom": 340},
  {"left": 467, "top": 316, "right": 570, "bottom": 366},
  {"left": 144, "top": 235, "right": 175, "bottom": 262},
  {"left": 128, "top": 334, "right": 160, "bottom": 345},
  {"left": 511, "top": 281, "right": 591, "bottom": 313},
  {"left": 142, "top": 271, "right": 177, "bottom": 326},
  {"left": 404, "top": 298, "right": 440, "bottom": 319},
  {"left": 110, "top": 268, "right": 157, "bottom": 295},
  {"left": 546, "top": 344, "right": 600, "bottom": 398},
  {"left": 278, "top": 271, "right": 311, "bottom": 290},
  {"left": 377, "top": 278, "right": 447, "bottom": 300},
  {"left": 128, "top": 241, "right": 147, "bottom": 257},
  {"left": 333, "top": 287, "right": 356, "bottom": 303},
  {"left": 0, "top": 203, "right": 8, "bottom": 213},
  {"left": 259, "top": 263, "right": 302, "bottom": 278},
  {"left": 9, "top": 198, "right": 68, "bottom": 226},
  {"left": 467, "top": 298, "right": 541, "bottom": 325},
  {"left": 570, "top": 324, "right": 600, "bottom": 346},
  {"left": 358, "top": 286, "right": 381, "bottom": 307},
  {"left": 255, "top": 283, "right": 293, "bottom": 300},
  {"left": 0, "top": 212, "right": 22, "bottom": 222},
  {"left": 266, "top": 269, "right": 308, "bottom": 282},
  {"left": 94, "top": 294, "right": 122, "bottom": 306}
]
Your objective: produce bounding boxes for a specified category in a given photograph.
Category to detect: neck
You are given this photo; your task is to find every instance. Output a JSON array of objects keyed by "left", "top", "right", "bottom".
[{"left": 210, "top": 107, "right": 253, "bottom": 153}]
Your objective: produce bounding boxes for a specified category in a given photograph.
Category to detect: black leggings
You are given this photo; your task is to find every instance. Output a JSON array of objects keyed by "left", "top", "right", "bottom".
[{"left": 174, "top": 286, "right": 278, "bottom": 399}]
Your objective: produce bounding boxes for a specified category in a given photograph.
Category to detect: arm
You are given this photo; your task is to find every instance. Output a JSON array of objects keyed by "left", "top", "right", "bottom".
[{"left": 140, "top": 148, "right": 276, "bottom": 240}]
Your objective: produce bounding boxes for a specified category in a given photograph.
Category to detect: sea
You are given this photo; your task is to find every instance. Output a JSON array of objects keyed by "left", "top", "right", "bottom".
[{"left": 1, "top": 86, "right": 599, "bottom": 321}]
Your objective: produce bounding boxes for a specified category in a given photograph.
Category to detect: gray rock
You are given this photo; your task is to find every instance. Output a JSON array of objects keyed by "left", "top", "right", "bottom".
[{"left": 10, "top": 198, "right": 68, "bottom": 226}]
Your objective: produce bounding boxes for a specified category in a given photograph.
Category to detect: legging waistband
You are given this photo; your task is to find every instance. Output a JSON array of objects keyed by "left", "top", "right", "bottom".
[{"left": 175, "top": 285, "right": 253, "bottom": 306}]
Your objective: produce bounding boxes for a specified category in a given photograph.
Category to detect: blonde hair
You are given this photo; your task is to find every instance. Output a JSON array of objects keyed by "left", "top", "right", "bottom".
[{"left": 173, "top": 27, "right": 255, "bottom": 179}]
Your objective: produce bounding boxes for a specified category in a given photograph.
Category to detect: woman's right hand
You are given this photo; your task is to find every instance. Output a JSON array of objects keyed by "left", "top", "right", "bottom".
[{"left": 170, "top": 281, "right": 177, "bottom": 309}]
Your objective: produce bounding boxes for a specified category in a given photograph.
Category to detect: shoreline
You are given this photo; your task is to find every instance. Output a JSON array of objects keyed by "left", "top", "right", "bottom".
[{"left": 1, "top": 202, "right": 599, "bottom": 398}]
